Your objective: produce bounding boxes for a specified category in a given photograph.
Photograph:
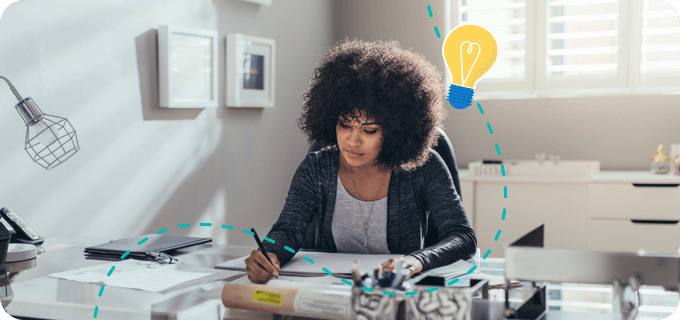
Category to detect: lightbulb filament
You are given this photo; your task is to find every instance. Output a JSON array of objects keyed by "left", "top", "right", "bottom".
[{"left": 459, "top": 41, "right": 481, "bottom": 86}]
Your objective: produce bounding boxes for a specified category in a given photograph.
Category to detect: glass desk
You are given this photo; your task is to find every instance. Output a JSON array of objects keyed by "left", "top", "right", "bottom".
[
  {"left": 1, "top": 237, "right": 678, "bottom": 320},
  {"left": 1, "top": 237, "right": 274, "bottom": 320},
  {"left": 479, "top": 258, "right": 680, "bottom": 320}
]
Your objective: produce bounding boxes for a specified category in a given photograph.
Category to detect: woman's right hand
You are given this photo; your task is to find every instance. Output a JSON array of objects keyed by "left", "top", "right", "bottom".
[{"left": 244, "top": 250, "right": 280, "bottom": 284}]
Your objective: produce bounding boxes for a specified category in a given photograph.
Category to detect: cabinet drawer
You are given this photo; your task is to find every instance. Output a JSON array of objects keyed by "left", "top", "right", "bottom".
[
  {"left": 588, "top": 183, "right": 680, "bottom": 220},
  {"left": 587, "top": 219, "right": 680, "bottom": 254}
]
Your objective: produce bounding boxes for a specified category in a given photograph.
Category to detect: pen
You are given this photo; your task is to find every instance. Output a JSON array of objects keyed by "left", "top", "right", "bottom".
[{"left": 251, "top": 228, "right": 278, "bottom": 279}]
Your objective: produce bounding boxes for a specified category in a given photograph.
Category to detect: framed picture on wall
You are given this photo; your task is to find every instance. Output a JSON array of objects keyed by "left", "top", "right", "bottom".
[
  {"left": 158, "top": 25, "right": 218, "bottom": 108},
  {"left": 226, "top": 33, "right": 276, "bottom": 108}
]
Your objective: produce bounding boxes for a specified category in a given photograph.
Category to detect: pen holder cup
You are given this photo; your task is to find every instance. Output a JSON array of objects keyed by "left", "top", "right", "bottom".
[
  {"left": 351, "top": 279, "right": 489, "bottom": 320},
  {"left": 351, "top": 287, "right": 398, "bottom": 320},
  {"left": 404, "top": 286, "right": 474, "bottom": 320}
]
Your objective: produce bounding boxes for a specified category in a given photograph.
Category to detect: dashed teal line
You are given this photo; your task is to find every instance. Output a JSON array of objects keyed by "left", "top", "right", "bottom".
[
  {"left": 495, "top": 230, "right": 501, "bottom": 241},
  {"left": 405, "top": 291, "right": 418, "bottom": 295},
  {"left": 97, "top": 10, "right": 512, "bottom": 316},
  {"left": 138, "top": 237, "right": 148, "bottom": 245},
  {"left": 322, "top": 267, "right": 333, "bottom": 275}
]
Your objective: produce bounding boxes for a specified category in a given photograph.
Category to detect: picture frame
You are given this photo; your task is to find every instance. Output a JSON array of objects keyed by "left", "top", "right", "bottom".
[
  {"left": 158, "top": 25, "right": 218, "bottom": 108},
  {"left": 226, "top": 33, "right": 276, "bottom": 108}
]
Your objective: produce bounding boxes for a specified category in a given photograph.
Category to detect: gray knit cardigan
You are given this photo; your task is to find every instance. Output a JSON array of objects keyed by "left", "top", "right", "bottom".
[{"left": 261, "top": 147, "right": 477, "bottom": 272}]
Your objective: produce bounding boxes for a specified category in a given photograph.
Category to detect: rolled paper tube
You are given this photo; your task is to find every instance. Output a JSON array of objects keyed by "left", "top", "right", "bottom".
[
  {"left": 222, "top": 283, "right": 298, "bottom": 313},
  {"left": 222, "top": 281, "right": 352, "bottom": 319}
]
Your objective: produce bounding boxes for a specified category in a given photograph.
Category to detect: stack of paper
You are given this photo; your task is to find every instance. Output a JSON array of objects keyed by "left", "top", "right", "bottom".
[
  {"left": 216, "top": 250, "right": 479, "bottom": 285},
  {"left": 215, "top": 251, "right": 402, "bottom": 277},
  {"left": 231, "top": 274, "right": 348, "bottom": 287}
]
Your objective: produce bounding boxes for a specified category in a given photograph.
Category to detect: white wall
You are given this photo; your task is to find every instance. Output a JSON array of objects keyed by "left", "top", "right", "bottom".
[{"left": 0, "top": 0, "right": 334, "bottom": 243}]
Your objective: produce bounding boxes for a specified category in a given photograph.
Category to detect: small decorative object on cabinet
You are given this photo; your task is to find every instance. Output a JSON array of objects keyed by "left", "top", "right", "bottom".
[
  {"left": 158, "top": 25, "right": 218, "bottom": 108},
  {"left": 651, "top": 145, "right": 670, "bottom": 174},
  {"left": 226, "top": 33, "right": 275, "bottom": 108}
]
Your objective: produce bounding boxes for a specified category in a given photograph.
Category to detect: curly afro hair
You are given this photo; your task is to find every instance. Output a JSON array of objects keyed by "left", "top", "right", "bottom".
[{"left": 297, "top": 38, "right": 448, "bottom": 172}]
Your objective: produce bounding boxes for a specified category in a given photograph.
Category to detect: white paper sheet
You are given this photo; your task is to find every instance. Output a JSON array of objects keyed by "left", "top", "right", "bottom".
[
  {"left": 215, "top": 251, "right": 402, "bottom": 276},
  {"left": 231, "top": 274, "right": 349, "bottom": 287},
  {"left": 49, "top": 259, "right": 242, "bottom": 293}
]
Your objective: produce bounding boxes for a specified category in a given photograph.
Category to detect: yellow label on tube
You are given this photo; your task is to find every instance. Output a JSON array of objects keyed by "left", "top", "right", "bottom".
[{"left": 253, "top": 290, "right": 283, "bottom": 306}]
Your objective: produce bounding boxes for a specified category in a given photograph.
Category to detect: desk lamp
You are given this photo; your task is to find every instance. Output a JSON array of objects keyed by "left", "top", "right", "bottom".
[{"left": 1, "top": 76, "right": 79, "bottom": 170}]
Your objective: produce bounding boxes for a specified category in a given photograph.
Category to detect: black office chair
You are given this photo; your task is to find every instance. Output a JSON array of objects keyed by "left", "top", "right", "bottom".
[{"left": 301, "top": 126, "right": 462, "bottom": 250}]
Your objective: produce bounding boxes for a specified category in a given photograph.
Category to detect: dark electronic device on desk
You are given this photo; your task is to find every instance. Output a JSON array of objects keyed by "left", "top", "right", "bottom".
[{"left": 0, "top": 208, "right": 44, "bottom": 246}]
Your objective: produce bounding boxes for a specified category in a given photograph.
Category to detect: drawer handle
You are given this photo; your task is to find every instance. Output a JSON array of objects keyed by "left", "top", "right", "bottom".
[
  {"left": 631, "top": 219, "right": 679, "bottom": 225},
  {"left": 632, "top": 183, "right": 680, "bottom": 187}
]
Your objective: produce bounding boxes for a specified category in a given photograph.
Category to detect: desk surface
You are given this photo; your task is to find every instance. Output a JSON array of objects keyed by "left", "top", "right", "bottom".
[
  {"left": 2, "top": 237, "right": 679, "bottom": 320},
  {"left": 1, "top": 236, "right": 275, "bottom": 320}
]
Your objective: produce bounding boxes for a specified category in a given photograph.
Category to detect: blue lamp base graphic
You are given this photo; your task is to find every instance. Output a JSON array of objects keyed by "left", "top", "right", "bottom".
[{"left": 447, "top": 84, "right": 474, "bottom": 110}]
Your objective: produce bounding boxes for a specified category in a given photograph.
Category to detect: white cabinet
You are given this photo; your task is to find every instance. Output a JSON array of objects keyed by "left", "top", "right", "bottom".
[
  {"left": 460, "top": 170, "right": 680, "bottom": 258},
  {"left": 587, "top": 173, "right": 680, "bottom": 255}
]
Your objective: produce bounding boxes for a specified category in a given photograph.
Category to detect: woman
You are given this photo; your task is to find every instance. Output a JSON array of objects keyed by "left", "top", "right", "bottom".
[{"left": 245, "top": 38, "right": 476, "bottom": 283}]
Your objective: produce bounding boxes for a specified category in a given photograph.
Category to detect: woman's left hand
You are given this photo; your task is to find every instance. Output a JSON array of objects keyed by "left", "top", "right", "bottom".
[{"left": 381, "top": 255, "right": 423, "bottom": 276}]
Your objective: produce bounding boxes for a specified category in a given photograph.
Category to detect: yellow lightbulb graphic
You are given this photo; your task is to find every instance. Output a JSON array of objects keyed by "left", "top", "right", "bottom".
[{"left": 442, "top": 24, "right": 497, "bottom": 109}]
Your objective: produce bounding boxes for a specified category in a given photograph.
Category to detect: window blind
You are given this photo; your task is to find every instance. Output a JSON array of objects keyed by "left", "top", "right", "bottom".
[
  {"left": 640, "top": 0, "right": 680, "bottom": 74},
  {"left": 547, "top": 0, "right": 619, "bottom": 77},
  {"left": 459, "top": 0, "right": 526, "bottom": 79}
]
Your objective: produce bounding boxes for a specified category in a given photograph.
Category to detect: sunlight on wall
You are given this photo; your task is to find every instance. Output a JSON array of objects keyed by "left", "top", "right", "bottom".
[{"left": 187, "top": 189, "right": 228, "bottom": 245}]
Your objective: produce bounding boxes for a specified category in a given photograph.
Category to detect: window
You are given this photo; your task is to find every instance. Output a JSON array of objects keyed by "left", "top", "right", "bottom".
[
  {"left": 546, "top": 0, "right": 619, "bottom": 77},
  {"left": 641, "top": 0, "right": 680, "bottom": 74},
  {"left": 457, "top": 0, "right": 535, "bottom": 92},
  {"left": 449, "top": 0, "right": 680, "bottom": 98},
  {"left": 460, "top": 0, "right": 527, "bottom": 80}
]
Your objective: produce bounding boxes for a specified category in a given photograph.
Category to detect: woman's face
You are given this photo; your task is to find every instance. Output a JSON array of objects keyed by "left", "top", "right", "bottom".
[{"left": 336, "top": 111, "right": 383, "bottom": 170}]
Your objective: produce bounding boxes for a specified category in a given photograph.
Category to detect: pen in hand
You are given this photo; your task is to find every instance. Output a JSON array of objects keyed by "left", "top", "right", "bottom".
[{"left": 251, "top": 228, "right": 278, "bottom": 279}]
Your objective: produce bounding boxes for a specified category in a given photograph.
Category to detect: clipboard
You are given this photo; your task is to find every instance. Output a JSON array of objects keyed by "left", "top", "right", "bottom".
[{"left": 84, "top": 234, "right": 212, "bottom": 259}]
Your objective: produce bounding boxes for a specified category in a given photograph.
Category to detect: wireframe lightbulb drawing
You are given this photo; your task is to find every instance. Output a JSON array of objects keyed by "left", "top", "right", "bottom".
[{"left": 442, "top": 24, "right": 497, "bottom": 109}]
